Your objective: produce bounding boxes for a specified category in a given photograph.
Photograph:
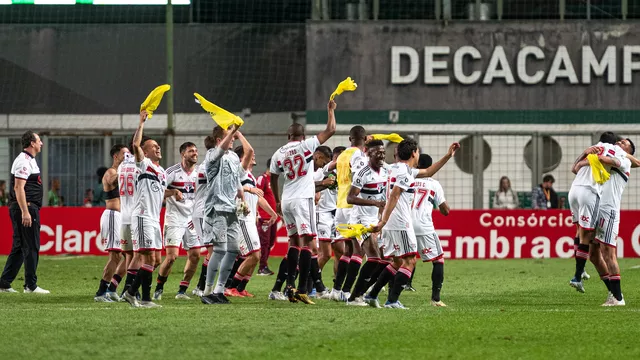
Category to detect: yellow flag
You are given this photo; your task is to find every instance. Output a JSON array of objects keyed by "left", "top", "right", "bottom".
[
  {"left": 140, "top": 84, "right": 171, "bottom": 119},
  {"left": 194, "top": 93, "right": 244, "bottom": 129},
  {"left": 587, "top": 154, "right": 610, "bottom": 184},
  {"left": 330, "top": 77, "right": 358, "bottom": 100},
  {"left": 371, "top": 133, "right": 404, "bottom": 143},
  {"left": 336, "top": 224, "right": 373, "bottom": 241}
]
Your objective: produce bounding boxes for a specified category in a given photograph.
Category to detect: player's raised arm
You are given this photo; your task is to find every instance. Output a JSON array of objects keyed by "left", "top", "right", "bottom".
[
  {"left": 627, "top": 153, "right": 640, "bottom": 168},
  {"left": 235, "top": 131, "right": 254, "bottom": 171},
  {"left": 316, "top": 100, "right": 337, "bottom": 145},
  {"left": 132, "top": 110, "right": 148, "bottom": 163},
  {"left": 416, "top": 142, "right": 460, "bottom": 178}
]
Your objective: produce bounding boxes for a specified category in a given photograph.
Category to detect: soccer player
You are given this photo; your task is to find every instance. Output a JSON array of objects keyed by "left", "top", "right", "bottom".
[
  {"left": 412, "top": 154, "right": 450, "bottom": 307},
  {"left": 122, "top": 110, "right": 170, "bottom": 308},
  {"left": 192, "top": 136, "right": 215, "bottom": 297},
  {"left": 345, "top": 140, "right": 387, "bottom": 306},
  {"left": 270, "top": 99, "right": 336, "bottom": 304},
  {"left": 94, "top": 144, "right": 130, "bottom": 302},
  {"left": 153, "top": 142, "right": 201, "bottom": 300},
  {"left": 226, "top": 146, "right": 277, "bottom": 297},
  {"left": 331, "top": 125, "right": 368, "bottom": 301},
  {"left": 367, "top": 139, "right": 459, "bottom": 309},
  {"left": 201, "top": 126, "right": 252, "bottom": 305},
  {"left": 568, "top": 132, "right": 627, "bottom": 295}
]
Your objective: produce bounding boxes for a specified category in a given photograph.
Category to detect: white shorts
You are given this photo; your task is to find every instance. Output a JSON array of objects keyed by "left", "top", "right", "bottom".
[
  {"left": 281, "top": 198, "right": 316, "bottom": 237},
  {"left": 164, "top": 221, "right": 203, "bottom": 251},
  {"left": 352, "top": 216, "right": 378, "bottom": 245},
  {"left": 595, "top": 208, "right": 619, "bottom": 247},
  {"left": 416, "top": 232, "right": 444, "bottom": 261},
  {"left": 569, "top": 186, "right": 600, "bottom": 230},
  {"left": 316, "top": 211, "right": 336, "bottom": 243},
  {"left": 382, "top": 228, "right": 418, "bottom": 258},
  {"left": 132, "top": 216, "right": 163, "bottom": 252},
  {"left": 334, "top": 208, "right": 352, "bottom": 241},
  {"left": 100, "top": 210, "right": 122, "bottom": 252},
  {"left": 120, "top": 224, "right": 133, "bottom": 252},
  {"left": 239, "top": 220, "right": 261, "bottom": 256},
  {"left": 203, "top": 211, "right": 240, "bottom": 251}
]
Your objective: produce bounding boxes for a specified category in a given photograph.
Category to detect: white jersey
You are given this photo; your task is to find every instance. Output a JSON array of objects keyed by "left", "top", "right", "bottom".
[
  {"left": 412, "top": 178, "right": 446, "bottom": 235},
  {"left": 384, "top": 162, "right": 418, "bottom": 231},
  {"left": 240, "top": 170, "right": 259, "bottom": 222},
  {"left": 132, "top": 157, "right": 167, "bottom": 223},
  {"left": 193, "top": 162, "right": 207, "bottom": 219},
  {"left": 314, "top": 167, "right": 337, "bottom": 213},
  {"left": 351, "top": 165, "right": 388, "bottom": 223},
  {"left": 118, "top": 152, "right": 138, "bottom": 225},
  {"left": 270, "top": 136, "right": 320, "bottom": 200},
  {"left": 571, "top": 142, "right": 627, "bottom": 196},
  {"left": 164, "top": 163, "right": 198, "bottom": 227},
  {"left": 600, "top": 157, "right": 631, "bottom": 213}
]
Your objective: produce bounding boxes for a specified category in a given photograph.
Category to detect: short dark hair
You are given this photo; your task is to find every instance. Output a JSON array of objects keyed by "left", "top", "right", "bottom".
[
  {"left": 397, "top": 138, "right": 418, "bottom": 161},
  {"left": 315, "top": 146, "right": 332, "bottom": 159},
  {"left": 110, "top": 144, "right": 127, "bottom": 158},
  {"left": 204, "top": 136, "right": 215, "bottom": 150},
  {"left": 234, "top": 145, "right": 245, "bottom": 159},
  {"left": 599, "top": 131, "right": 618, "bottom": 145},
  {"left": 179, "top": 142, "right": 196, "bottom": 154},
  {"left": 366, "top": 140, "right": 384, "bottom": 149},
  {"left": 543, "top": 174, "right": 555, "bottom": 183},
  {"left": 212, "top": 126, "right": 225, "bottom": 143},
  {"left": 21, "top": 131, "right": 37, "bottom": 149},
  {"left": 288, "top": 123, "right": 305, "bottom": 139},
  {"left": 349, "top": 126, "right": 366, "bottom": 141},
  {"left": 140, "top": 136, "right": 152, "bottom": 148},
  {"left": 266, "top": 158, "right": 271, "bottom": 168},
  {"left": 96, "top": 166, "right": 108, "bottom": 180},
  {"left": 418, "top": 154, "right": 433, "bottom": 169},
  {"left": 627, "top": 138, "right": 636, "bottom": 155},
  {"left": 333, "top": 146, "right": 346, "bottom": 157}
]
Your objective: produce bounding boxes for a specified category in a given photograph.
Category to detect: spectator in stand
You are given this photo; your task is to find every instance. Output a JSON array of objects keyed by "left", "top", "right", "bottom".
[
  {"left": 48, "top": 178, "right": 61, "bottom": 207},
  {"left": 83, "top": 189, "right": 94, "bottom": 207},
  {"left": 558, "top": 196, "right": 567, "bottom": 209},
  {"left": 92, "top": 167, "right": 108, "bottom": 207},
  {"left": 256, "top": 158, "right": 278, "bottom": 276},
  {"left": 493, "top": 176, "right": 519, "bottom": 209},
  {"left": 0, "top": 180, "right": 7, "bottom": 206},
  {"left": 532, "top": 174, "right": 558, "bottom": 210}
]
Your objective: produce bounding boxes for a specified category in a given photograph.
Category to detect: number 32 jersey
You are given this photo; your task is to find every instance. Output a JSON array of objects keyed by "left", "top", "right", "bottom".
[{"left": 270, "top": 136, "right": 320, "bottom": 200}]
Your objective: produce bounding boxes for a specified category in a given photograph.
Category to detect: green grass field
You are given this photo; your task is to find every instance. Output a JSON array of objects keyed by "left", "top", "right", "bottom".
[{"left": 1, "top": 256, "right": 639, "bottom": 360}]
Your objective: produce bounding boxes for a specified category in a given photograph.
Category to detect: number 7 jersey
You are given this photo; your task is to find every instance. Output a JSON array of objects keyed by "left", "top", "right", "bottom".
[
  {"left": 118, "top": 152, "right": 139, "bottom": 225},
  {"left": 270, "top": 136, "right": 320, "bottom": 200}
]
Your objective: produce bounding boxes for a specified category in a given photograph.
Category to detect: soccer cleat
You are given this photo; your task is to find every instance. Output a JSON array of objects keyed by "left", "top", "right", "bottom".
[
  {"left": 175, "top": 292, "right": 191, "bottom": 300},
  {"left": 257, "top": 267, "right": 275, "bottom": 276},
  {"left": 309, "top": 288, "right": 318, "bottom": 298},
  {"left": 201, "top": 294, "right": 219, "bottom": 305},
  {"left": 203, "top": 285, "right": 213, "bottom": 296},
  {"left": 0, "top": 287, "right": 18, "bottom": 293},
  {"left": 192, "top": 288, "right": 204, "bottom": 297},
  {"left": 346, "top": 296, "right": 368, "bottom": 307},
  {"left": 94, "top": 294, "right": 114, "bottom": 303},
  {"left": 330, "top": 289, "right": 342, "bottom": 302},
  {"left": 364, "top": 295, "right": 382, "bottom": 308},
  {"left": 224, "top": 288, "right": 244, "bottom": 298},
  {"left": 339, "top": 291, "right": 350, "bottom": 302},
  {"left": 318, "top": 290, "right": 332, "bottom": 299},
  {"left": 153, "top": 289, "right": 163, "bottom": 301},
  {"left": 122, "top": 291, "right": 140, "bottom": 308},
  {"left": 384, "top": 301, "right": 409, "bottom": 310},
  {"left": 238, "top": 290, "right": 254, "bottom": 298},
  {"left": 431, "top": 300, "right": 447, "bottom": 307},
  {"left": 268, "top": 291, "right": 287, "bottom": 301},
  {"left": 24, "top": 286, "right": 50, "bottom": 294},
  {"left": 216, "top": 293, "right": 231, "bottom": 304},
  {"left": 569, "top": 278, "right": 585, "bottom": 293},
  {"left": 603, "top": 297, "right": 626, "bottom": 307},
  {"left": 402, "top": 284, "right": 416, "bottom": 292},
  {"left": 581, "top": 271, "right": 591, "bottom": 280},
  {"left": 285, "top": 286, "right": 298, "bottom": 303},
  {"left": 105, "top": 291, "right": 120, "bottom": 302},
  {"left": 139, "top": 301, "right": 162, "bottom": 308},
  {"left": 294, "top": 291, "right": 316, "bottom": 305}
]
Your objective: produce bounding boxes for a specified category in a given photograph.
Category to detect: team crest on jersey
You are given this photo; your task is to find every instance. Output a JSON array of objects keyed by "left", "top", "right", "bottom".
[
  {"left": 151, "top": 182, "right": 160, "bottom": 192},
  {"left": 185, "top": 182, "right": 194, "bottom": 192}
]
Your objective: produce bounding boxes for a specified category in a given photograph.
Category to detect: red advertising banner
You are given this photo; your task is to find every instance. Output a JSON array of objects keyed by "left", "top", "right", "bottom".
[{"left": 1, "top": 208, "right": 640, "bottom": 258}]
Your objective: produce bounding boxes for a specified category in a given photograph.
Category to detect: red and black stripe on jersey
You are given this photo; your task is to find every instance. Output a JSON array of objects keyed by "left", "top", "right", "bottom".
[
  {"left": 388, "top": 176, "right": 415, "bottom": 193},
  {"left": 168, "top": 181, "right": 196, "bottom": 194}
]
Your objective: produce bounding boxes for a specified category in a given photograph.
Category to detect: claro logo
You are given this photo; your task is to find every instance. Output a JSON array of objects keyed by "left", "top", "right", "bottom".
[{"left": 40, "top": 225, "right": 106, "bottom": 253}]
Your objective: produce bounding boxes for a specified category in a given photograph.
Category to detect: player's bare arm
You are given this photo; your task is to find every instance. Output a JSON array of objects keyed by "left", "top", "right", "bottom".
[
  {"left": 14, "top": 178, "right": 31, "bottom": 227},
  {"left": 372, "top": 185, "right": 403, "bottom": 232},
  {"left": 317, "top": 100, "right": 337, "bottom": 144},
  {"left": 257, "top": 197, "right": 277, "bottom": 225},
  {"left": 103, "top": 167, "right": 118, "bottom": 191},
  {"left": 598, "top": 155, "right": 621, "bottom": 168},
  {"left": 132, "top": 110, "right": 148, "bottom": 163},
  {"left": 315, "top": 177, "right": 335, "bottom": 192},
  {"left": 164, "top": 188, "right": 183, "bottom": 201},
  {"left": 573, "top": 145, "right": 602, "bottom": 166},
  {"left": 347, "top": 186, "right": 385, "bottom": 210},
  {"left": 572, "top": 159, "right": 590, "bottom": 174},
  {"left": 244, "top": 185, "right": 264, "bottom": 198},
  {"left": 235, "top": 131, "right": 255, "bottom": 171},
  {"left": 627, "top": 153, "right": 640, "bottom": 168},
  {"left": 439, "top": 202, "right": 450, "bottom": 216},
  {"left": 416, "top": 142, "right": 460, "bottom": 178}
]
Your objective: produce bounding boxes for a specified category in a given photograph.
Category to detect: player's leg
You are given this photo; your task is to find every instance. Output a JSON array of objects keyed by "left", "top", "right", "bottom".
[
  {"left": 364, "top": 257, "right": 398, "bottom": 308},
  {"left": 308, "top": 239, "right": 327, "bottom": 296},
  {"left": 570, "top": 188, "right": 599, "bottom": 292},
  {"left": 95, "top": 210, "right": 122, "bottom": 302},
  {"left": 225, "top": 254, "right": 245, "bottom": 289},
  {"left": 176, "top": 224, "right": 202, "bottom": 299},
  {"left": 341, "top": 238, "right": 364, "bottom": 297},
  {"left": 332, "top": 208, "right": 352, "bottom": 297},
  {"left": 227, "top": 220, "right": 257, "bottom": 296},
  {"left": 269, "top": 256, "right": 288, "bottom": 300},
  {"left": 290, "top": 199, "right": 318, "bottom": 304},
  {"left": 125, "top": 218, "right": 162, "bottom": 308},
  {"left": 281, "top": 200, "right": 302, "bottom": 300},
  {"left": 202, "top": 213, "right": 227, "bottom": 301},
  {"left": 231, "top": 250, "right": 260, "bottom": 297},
  {"left": 595, "top": 211, "right": 623, "bottom": 304},
  {"left": 154, "top": 226, "right": 183, "bottom": 300},
  {"left": 212, "top": 213, "right": 241, "bottom": 303},
  {"left": 107, "top": 253, "right": 126, "bottom": 299},
  {"left": 385, "top": 230, "right": 418, "bottom": 309},
  {"left": 418, "top": 233, "right": 446, "bottom": 306},
  {"left": 348, "top": 233, "right": 380, "bottom": 305}
]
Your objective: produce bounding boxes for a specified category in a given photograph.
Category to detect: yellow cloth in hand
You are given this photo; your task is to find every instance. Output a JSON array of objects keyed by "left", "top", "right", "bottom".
[
  {"left": 371, "top": 133, "right": 404, "bottom": 143},
  {"left": 194, "top": 93, "right": 244, "bottom": 129},
  {"left": 587, "top": 154, "right": 610, "bottom": 184},
  {"left": 330, "top": 77, "right": 358, "bottom": 100},
  {"left": 336, "top": 224, "right": 373, "bottom": 242},
  {"left": 140, "top": 84, "right": 171, "bottom": 119}
]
